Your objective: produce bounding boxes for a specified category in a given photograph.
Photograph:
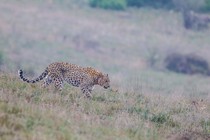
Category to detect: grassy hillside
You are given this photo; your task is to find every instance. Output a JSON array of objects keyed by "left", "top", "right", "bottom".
[
  {"left": 0, "top": 0, "right": 210, "bottom": 139},
  {"left": 0, "top": 73, "right": 209, "bottom": 140}
]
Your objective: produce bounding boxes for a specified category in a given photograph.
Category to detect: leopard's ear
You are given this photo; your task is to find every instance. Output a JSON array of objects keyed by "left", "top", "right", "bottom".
[{"left": 106, "top": 74, "right": 108, "bottom": 77}]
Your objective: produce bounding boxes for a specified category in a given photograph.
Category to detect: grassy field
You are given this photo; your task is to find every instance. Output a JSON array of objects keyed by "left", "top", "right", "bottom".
[
  {"left": 0, "top": 0, "right": 210, "bottom": 139},
  {"left": 0, "top": 74, "right": 210, "bottom": 140}
]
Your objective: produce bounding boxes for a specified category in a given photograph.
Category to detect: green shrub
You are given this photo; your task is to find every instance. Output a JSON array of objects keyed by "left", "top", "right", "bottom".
[
  {"left": 126, "top": 0, "right": 145, "bottom": 7},
  {"left": 127, "top": 0, "right": 173, "bottom": 8},
  {"left": 204, "top": 0, "right": 210, "bottom": 11},
  {"left": 89, "top": 0, "right": 127, "bottom": 10},
  {"left": 173, "top": 0, "right": 206, "bottom": 11},
  {"left": 151, "top": 113, "right": 169, "bottom": 124},
  {"left": 151, "top": 113, "right": 179, "bottom": 127},
  {"left": 0, "top": 50, "right": 4, "bottom": 66}
]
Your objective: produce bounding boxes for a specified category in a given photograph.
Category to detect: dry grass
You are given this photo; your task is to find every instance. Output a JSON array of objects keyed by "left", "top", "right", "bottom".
[{"left": 0, "top": 73, "right": 209, "bottom": 140}]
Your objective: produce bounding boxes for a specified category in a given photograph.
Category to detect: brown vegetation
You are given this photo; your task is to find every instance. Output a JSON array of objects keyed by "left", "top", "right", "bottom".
[
  {"left": 183, "top": 11, "right": 210, "bottom": 30},
  {"left": 165, "top": 53, "right": 210, "bottom": 76}
]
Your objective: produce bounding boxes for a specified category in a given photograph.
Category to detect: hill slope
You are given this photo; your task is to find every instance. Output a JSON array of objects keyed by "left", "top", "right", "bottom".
[{"left": 0, "top": 73, "right": 209, "bottom": 140}]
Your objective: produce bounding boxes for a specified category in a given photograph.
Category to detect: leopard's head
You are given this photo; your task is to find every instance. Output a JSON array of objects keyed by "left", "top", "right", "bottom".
[{"left": 98, "top": 74, "right": 110, "bottom": 89}]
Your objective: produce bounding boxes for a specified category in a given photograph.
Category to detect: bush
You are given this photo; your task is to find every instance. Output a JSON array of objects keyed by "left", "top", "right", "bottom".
[
  {"left": 89, "top": 0, "right": 127, "bottom": 10},
  {"left": 151, "top": 113, "right": 169, "bottom": 124},
  {"left": 126, "top": 0, "right": 145, "bottom": 7},
  {"left": 165, "top": 53, "right": 210, "bottom": 76},
  {"left": 173, "top": 0, "right": 206, "bottom": 11},
  {"left": 204, "top": 0, "right": 210, "bottom": 11},
  {"left": 89, "top": 0, "right": 210, "bottom": 11},
  {"left": 0, "top": 50, "right": 4, "bottom": 66},
  {"left": 127, "top": 0, "right": 173, "bottom": 8},
  {"left": 182, "top": 11, "right": 210, "bottom": 30}
]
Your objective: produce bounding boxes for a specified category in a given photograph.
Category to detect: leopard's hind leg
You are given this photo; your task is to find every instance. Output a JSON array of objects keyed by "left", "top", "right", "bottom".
[{"left": 42, "top": 75, "right": 53, "bottom": 88}]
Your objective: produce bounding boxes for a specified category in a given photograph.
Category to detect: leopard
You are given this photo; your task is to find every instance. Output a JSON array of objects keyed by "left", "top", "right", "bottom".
[{"left": 18, "top": 62, "right": 110, "bottom": 98}]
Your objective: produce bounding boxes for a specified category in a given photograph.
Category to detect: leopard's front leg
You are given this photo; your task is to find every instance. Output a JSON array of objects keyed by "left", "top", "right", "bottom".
[{"left": 50, "top": 74, "right": 63, "bottom": 91}]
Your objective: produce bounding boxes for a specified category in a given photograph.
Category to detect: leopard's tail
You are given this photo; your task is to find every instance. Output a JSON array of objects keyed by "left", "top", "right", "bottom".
[{"left": 18, "top": 69, "right": 48, "bottom": 83}]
